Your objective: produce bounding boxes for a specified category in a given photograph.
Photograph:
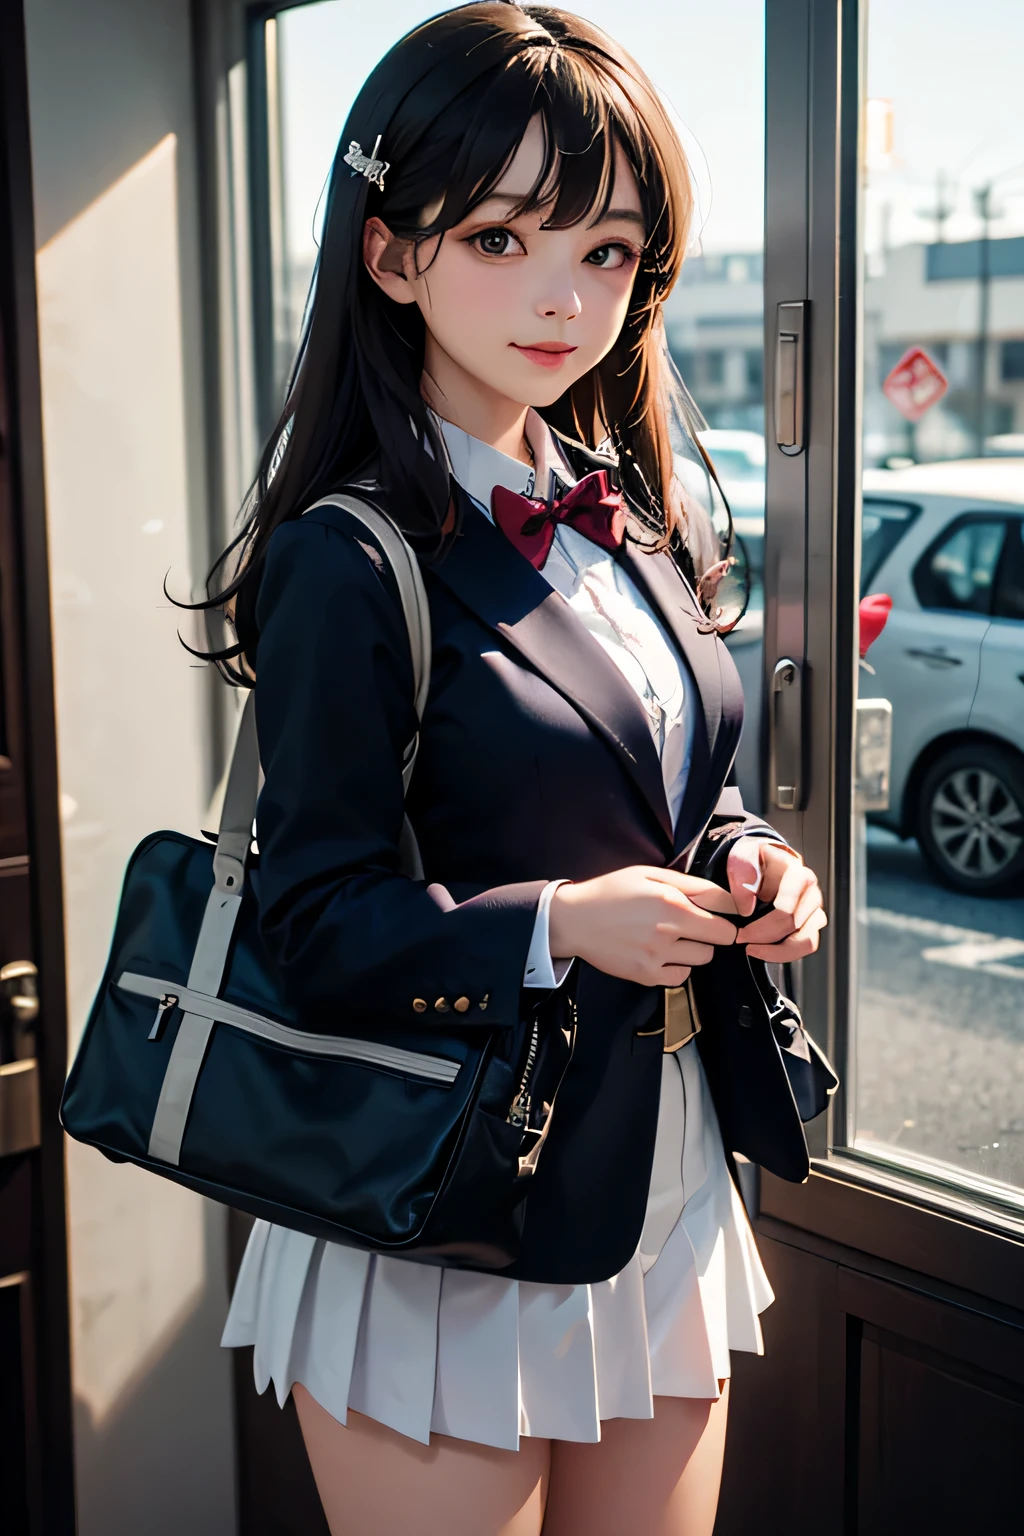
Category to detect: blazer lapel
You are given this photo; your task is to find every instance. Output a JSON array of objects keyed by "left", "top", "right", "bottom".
[
  {"left": 615, "top": 537, "right": 743, "bottom": 856},
  {"left": 431, "top": 496, "right": 675, "bottom": 847}
]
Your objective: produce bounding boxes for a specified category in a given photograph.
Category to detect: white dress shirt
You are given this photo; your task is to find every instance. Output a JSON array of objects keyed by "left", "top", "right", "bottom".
[{"left": 435, "top": 410, "right": 698, "bottom": 989}]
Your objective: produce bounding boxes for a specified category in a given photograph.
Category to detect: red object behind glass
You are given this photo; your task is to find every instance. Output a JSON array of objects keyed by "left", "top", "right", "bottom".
[{"left": 859, "top": 592, "right": 892, "bottom": 658}]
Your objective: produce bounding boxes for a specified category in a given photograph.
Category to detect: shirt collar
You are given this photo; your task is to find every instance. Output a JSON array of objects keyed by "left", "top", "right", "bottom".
[{"left": 432, "top": 408, "right": 576, "bottom": 518}]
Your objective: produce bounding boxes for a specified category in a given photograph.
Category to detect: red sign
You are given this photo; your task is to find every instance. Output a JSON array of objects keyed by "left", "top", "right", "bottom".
[{"left": 882, "top": 346, "right": 949, "bottom": 423}]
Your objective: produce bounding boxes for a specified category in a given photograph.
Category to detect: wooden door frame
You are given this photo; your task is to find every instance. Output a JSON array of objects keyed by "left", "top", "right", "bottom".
[{"left": 0, "top": 1, "right": 76, "bottom": 1528}]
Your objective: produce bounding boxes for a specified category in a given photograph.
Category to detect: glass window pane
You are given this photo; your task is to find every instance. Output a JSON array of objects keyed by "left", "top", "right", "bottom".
[
  {"left": 854, "top": 0, "right": 1024, "bottom": 1204},
  {"left": 913, "top": 518, "right": 1006, "bottom": 613}
]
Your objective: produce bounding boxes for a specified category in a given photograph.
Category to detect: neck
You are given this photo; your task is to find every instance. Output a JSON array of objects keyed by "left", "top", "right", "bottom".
[{"left": 421, "top": 343, "right": 532, "bottom": 466}]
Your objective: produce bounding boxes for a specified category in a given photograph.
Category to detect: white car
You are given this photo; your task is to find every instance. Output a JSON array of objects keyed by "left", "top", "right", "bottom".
[
  {"left": 859, "top": 459, "right": 1024, "bottom": 894},
  {"left": 719, "top": 456, "right": 1024, "bottom": 894}
]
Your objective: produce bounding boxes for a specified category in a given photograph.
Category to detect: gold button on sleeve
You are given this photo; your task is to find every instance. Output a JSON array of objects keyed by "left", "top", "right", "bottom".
[
  {"left": 434, "top": 997, "right": 450, "bottom": 1013},
  {"left": 412, "top": 998, "right": 427, "bottom": 1013},
  {"left": 453, "top": 996, "right": 470, "bottom": 1013}
]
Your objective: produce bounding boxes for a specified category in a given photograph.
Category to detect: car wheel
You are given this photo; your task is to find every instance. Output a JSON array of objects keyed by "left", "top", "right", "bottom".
[{"left": 916, "top": 744, "right": 1024, "bottom": 895}]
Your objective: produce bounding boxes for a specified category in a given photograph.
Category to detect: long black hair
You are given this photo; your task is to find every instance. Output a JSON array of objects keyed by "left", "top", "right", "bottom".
[{"left": 201, "top": 2, "right": 724, "bottom": 682}]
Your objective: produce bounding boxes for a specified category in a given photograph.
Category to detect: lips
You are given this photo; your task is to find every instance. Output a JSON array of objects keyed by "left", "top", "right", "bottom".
[{"left": 511, "top": 342, "right": 578, "bottom": 370}]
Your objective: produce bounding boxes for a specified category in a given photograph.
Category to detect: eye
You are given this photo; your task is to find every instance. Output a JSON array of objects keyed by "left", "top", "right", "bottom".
[
  {"left": 584, "top": 243, "right": 639, "bottom": 271},
  {"left": 469, "top": 227, "right": 525, "bottom": 257}
]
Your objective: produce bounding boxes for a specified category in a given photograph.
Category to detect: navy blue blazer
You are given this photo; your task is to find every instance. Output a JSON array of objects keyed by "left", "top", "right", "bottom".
[{"left": 251, "top": 470, "right": 782, "bottom": 1283}]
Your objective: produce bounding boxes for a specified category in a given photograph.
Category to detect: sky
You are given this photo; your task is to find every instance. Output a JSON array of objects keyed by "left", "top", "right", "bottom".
[
  {"left": 866, "top": 0, "right": 1024, "bottom": 252},
  {"left": 276, "top": 0, "right": 1024, "bottom": 265},
  {"left": 276, "top": 0, "right": 765, "bottom": 259}
]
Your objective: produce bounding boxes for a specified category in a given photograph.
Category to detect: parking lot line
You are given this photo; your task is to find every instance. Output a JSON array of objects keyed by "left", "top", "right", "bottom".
[{"left": 866, "top": 907, "right": 1024, "bottom": 982}]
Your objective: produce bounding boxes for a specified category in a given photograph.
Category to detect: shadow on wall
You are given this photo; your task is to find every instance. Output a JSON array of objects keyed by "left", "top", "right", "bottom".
[
  {"left": 70, "top": 1180, "right": 235, "bottom": 1536},
  {"left": 24, "top": 0, "right": 212, "bottom": 250},
  {"left": 25, "top": 2, "right": 237, "bottom": 1528}
]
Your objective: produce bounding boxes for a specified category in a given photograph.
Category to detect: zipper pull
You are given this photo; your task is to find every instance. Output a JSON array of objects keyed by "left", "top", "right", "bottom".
[
  {"left": 148, "top": 993, "right": 179, "bottom": 1042},
  {"left": 508, "top": 1089, "right": 531, "bottom": 1129}
]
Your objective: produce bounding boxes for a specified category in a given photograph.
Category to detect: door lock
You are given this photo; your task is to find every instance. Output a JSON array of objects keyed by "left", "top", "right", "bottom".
[{"left": 770, "top": 657, "right": 806, "bottom": 811}]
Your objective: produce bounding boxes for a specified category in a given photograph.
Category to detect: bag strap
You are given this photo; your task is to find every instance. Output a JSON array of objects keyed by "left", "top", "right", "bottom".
[
  {"left": 197, "top": 496, "right": 430, "bottom": 986},
  {"left": 307, "top": 493, "right": 432, "bottom": 791},
  {"left": 149, "top": 496, "right": 431, "bottom": 1166}
]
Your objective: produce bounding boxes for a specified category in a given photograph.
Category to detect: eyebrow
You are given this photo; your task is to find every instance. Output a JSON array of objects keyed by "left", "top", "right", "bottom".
[{"left": 472, "top": 192, "right": 646, "bottom": 228}]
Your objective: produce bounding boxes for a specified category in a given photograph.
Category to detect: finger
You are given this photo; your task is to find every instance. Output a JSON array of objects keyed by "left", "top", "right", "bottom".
[
  {"left": 655, "top": 898, "right": 738, "bottom": 945},
  {"left": 737, "top": 907, "right": 797, "bottom": 946},
  {"left": 792, "top": 879, "right": 824, "bottom": 931},
  {"left": 656, "top": 914, "right": 738, "bottom": 947},
  {"left": 773, "top": 857, "right": 813, "bottom": 916},
  {"left": 747, "top": 908, "right": 827, "bottom": 962},
  {"left": 686, "top": 883, "right": 741, "bottom": 917},
  {"left": 668, "top": 941, "right": 714, "bottom": 968},
  {"left": 726, "top": 838, "right": 762, "bottom": 918},
  {"left": 659, "top": 964, "right": 692, "bottom": 988},
  {"left": 648, "top": 869, "right": 740, "bottom": 916}
]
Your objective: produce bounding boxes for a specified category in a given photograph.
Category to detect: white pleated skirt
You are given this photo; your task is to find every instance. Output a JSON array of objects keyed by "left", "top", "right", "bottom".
[{"left": 222, "top": 1042, "right": 774, "bottom": 1452}]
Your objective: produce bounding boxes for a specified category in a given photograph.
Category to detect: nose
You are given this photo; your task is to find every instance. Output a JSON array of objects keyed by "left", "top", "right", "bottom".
[{"left": 535, "top": 271, "right": 580, "bottom": 324}]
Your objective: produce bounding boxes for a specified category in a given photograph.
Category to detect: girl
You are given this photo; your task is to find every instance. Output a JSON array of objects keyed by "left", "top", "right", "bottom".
[{"left": 216, "top": 5, "right": 826, "bottom": 1532}]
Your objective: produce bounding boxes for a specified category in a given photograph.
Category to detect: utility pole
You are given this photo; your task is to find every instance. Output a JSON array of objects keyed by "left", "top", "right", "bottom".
[
  {"left": 919, "top": 169, "right": 955, "bottom": 243},
  {"left": 973, "top": 183, "right": 997, "bottom": 456}
]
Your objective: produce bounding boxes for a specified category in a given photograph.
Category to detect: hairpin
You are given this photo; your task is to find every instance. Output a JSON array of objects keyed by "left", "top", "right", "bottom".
[{"left": 342, "top": 134, "right": 389, "bottom": 191}]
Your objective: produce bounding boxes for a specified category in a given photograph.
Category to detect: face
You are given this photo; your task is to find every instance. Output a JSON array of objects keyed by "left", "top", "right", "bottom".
[{"left": 365, "top": 116, "right": 646, "bottom": 412}]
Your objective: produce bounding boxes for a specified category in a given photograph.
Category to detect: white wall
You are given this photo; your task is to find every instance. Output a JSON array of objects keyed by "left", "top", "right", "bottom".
[{"left": 24, "top": 2, "right": 237, "bottom": 1531}]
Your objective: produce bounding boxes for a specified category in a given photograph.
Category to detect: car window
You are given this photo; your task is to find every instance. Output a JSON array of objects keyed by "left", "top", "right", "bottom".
[
  {"left": 708, "top": 448, "right": 763, "bottom": 481},
  {"left": 993, "top": 517, "right": 1024, "bottom": 620},
  {"left": 913, "top": 517, "right": 1007, "bottom": 615},
  {"left": 860, "top": 498, "right": 921, "bottom": 593}
]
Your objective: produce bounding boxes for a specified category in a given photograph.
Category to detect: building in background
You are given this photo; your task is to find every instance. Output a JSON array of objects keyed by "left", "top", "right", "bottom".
[{"left": 668, "top": 236, "right": 1024, "bottom": 466}]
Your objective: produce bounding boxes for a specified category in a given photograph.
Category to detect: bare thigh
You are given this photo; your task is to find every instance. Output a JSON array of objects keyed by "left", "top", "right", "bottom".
[
  {"left": 293, "top": 1384, "right": 551, "bottom": 1536},
  {"left": 541, "top": 1387, "right": 730, "bottom": 1536}
]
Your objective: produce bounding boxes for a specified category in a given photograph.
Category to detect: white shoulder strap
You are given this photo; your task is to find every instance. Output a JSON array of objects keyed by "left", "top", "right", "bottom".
[
  {"left": 149, "top": 498, "right": 430, "bottom": 1167},
  {"left": 206, "top": 496, "right": 429, "bottom": 966},
  {"left": 306, "top": 494, "right": 431, "bottom": 790}
]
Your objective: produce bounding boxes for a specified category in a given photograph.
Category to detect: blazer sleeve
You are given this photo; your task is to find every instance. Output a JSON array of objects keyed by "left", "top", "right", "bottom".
[
  {"left": 686, "top": 777, "right": 793, "bottom": 886},
  {"left": 251, "top": 514, "right": 546, "bottom": 1029}
]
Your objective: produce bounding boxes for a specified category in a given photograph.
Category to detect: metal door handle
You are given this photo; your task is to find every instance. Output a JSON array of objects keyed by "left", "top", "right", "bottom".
[
  {"left": 0, "top": 1058, "right": 40, "bottom": 1155},
  {"left": 1, "top": 959, "right": 39, "bottom": 1030},
  {"left": 0, "top": 960, "right": 41, "bottom": 1154},
  {"left": 775, "top": 301, "right": 807, "bottom": 454},
  {"left": 905, "top": 648, "right": 962, "bottom": 667},
  {"left": 770, "top": 657, "right": 805, "bottom": 810}
]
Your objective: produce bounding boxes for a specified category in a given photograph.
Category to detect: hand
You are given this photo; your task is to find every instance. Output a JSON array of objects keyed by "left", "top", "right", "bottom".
[
  {"left": 726, "top": 838, "right": 827, "bottom": 962},
  {"left": 549, "top": 866, "right": 739, "bottom": 988}
]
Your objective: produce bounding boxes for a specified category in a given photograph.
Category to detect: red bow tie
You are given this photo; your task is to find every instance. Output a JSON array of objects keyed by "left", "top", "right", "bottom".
[{"left": 490, "top": 470, "right": 627, "bottom": 570}]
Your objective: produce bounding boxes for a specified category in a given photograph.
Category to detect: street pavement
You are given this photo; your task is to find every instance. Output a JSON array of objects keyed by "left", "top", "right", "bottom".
[{"left": 854, "top": 826, "right": 1024, "bottom": 1194}]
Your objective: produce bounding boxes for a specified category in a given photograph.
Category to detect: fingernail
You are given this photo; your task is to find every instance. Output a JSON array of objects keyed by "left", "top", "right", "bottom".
[{"left": 741, "top": 872, "right": 762, "bottom": 895}]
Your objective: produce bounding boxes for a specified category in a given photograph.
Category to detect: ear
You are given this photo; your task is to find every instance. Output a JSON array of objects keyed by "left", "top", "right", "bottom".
[{"left": 363, "top": 217, "right": 418, "bottom": 304}]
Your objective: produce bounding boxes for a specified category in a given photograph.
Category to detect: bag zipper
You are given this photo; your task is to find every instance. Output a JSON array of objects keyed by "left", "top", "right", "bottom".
[
  {"left": 507, "top": 1015, "right": 539, "bottom": 1127},
  {"left": 116, "top": 971, "right": 461, "bottom": 1085}
]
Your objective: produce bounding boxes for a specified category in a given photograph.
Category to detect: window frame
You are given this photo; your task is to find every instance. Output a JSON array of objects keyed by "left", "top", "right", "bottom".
[
  {"left": 992, "top": 513, "right": 1024, "bottom": 620},
  {"left": 859, "top": 495, "right": 922, "bottom": 594}
]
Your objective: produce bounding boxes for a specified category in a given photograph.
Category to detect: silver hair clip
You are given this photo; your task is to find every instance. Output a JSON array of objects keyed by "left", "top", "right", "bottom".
[{"left": 342, "top": 134, "right": 389, "bottom": 191}]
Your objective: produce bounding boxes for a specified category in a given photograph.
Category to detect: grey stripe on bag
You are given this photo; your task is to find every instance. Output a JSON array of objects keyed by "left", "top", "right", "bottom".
[
  {"left": 146, "top": 495, "right": 432, "bottom": 1168},
  {"left": 148, "top": 1012, "right": 216, "bottom": 1164}
]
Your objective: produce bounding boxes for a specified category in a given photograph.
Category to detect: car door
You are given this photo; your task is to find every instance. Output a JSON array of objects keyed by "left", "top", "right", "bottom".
[
  {"left": 861, "top": 511, "right": 1005, "bottom": 825},
  {"left": 971, "top": 514, "right": 1024, "bottom": 753}
]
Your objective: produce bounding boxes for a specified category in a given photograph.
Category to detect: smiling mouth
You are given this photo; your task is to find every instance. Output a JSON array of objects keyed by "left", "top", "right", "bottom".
[{"left": 511, "top": 342, "right": 578, "bottom": 369}]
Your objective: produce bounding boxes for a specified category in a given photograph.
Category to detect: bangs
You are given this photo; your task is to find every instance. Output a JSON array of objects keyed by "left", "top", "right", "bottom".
[{"left": 385, "top": 33, "right": 676, "bottom": 268}]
